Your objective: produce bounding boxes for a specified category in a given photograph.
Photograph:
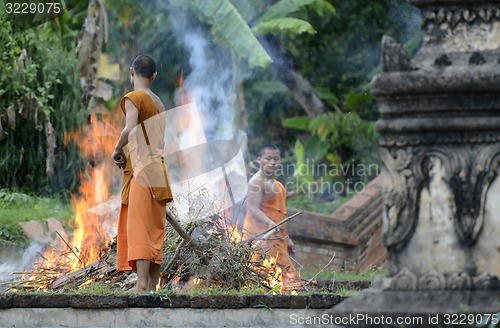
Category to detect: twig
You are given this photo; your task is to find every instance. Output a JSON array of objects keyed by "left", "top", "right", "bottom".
[
  {"left": 11, "top": 272, "right": 59, "bottom": 275},
  {"left": 161, "top": 239, "right": 186, "bottom": 276},
  {"left": 302, "top": 252, "right": 336, "bottom": 288},
  {"left": 240, "top": 211, "right": 303, "bottom": 245},
  {"left": 37, "top": 252, "right": 47, "bottom": 261},
  {"left": 166, "top": 209, "right": 202, "bottom": 256},
  {"left": 55, "top": 231, "right": 86, "bottom": 270}
]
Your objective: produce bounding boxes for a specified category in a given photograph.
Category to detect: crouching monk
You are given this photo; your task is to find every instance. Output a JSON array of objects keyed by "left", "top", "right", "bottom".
[
  {"left": 112, "top": 54, "right": 173, "bottom": 293},
  {"left": 243, "top": 145, "right": 303, "bottom": 293}
]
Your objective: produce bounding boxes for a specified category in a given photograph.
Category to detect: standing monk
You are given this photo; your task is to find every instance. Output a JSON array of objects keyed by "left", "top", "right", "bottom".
[
  {"left": 112, "top": 54, "right": 173, "bottom": 293},
  {"left": 243, "top": 145, "right": 303, "bottom": 293}
]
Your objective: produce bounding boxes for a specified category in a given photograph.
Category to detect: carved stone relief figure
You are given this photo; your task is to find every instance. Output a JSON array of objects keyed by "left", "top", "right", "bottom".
[{"left": 400, "top": 155, "right": 466, "bottom": 276}]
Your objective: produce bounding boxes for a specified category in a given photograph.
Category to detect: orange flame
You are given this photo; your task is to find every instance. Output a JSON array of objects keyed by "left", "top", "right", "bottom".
[
  {"left": 33, "top": 111, "right": 123, "bottom": 283},
  {"left": 176, "top": 70, "right": 193, "bottom": 106}
]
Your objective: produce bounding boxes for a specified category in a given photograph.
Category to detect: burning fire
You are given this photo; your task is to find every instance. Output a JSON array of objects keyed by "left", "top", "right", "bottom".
[
  {"left": 15, "top": 72, "right": 292, "bottom": 294},
  {"left": 21, "top": 112, "right": 124, "bottom": 289},
  {"left": 63, "top": 113, "right": 122, "bottom": 269},
  {"left": 174, "top": 73, "right": 289, "bottom": 293}
]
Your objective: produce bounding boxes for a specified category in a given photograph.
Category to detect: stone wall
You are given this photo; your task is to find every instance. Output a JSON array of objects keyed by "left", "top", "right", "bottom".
[
  {"left": 0, "top": 293, "right": 347, "bottom": 328},
  {"left": 287, "top": 176, "right": 387, "bottom": 273}
]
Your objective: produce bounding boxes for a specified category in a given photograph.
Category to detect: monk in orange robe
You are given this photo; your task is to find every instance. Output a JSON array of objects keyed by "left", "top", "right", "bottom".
[
  {"left": 112, "top": 54, "right": 173, "bottom": 293},
  {"left": 243, "top": 145, "right": 303, "bottom": 293}
]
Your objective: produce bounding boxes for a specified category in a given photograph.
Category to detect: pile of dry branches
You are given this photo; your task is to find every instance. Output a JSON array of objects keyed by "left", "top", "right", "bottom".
[{"left": 6, "top": 209, "right": 294, "bottom": 293}]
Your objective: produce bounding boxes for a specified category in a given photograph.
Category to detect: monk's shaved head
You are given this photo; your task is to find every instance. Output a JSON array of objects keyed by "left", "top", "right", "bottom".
[
  {"left": 132, "top": 54, "right": 156, "bottom": 79},
  {"left": 258, "top": 145, "right": 280, "bottom": 158}
]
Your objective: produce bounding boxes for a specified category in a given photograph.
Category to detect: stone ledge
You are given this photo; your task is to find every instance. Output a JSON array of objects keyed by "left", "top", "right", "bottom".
[
  {"left": 0, "top": 294, "right": 13, "bottom": 308},
  {"left": 0, "top": 308, "right": 341, "bottom": 327},
  {"left": 247, "top": 294, "right": 308, "bottom": 309},
  {"left": 331, "top": 289, "right": 500, "bottom": 327},
  {"left": 13, "top": 294, "right": 69, "bottom": 308},
  {"left": 128, "top": 294, "right": 190, "bottom": 308},
  {"left": 0, "top": 293, "right": 346, "bottom": 310},
  {"left": 308, "top": 294, "right": 346, "bottom": 308},
  {"left": 191, "top": 294, "right": 249, "bottom": 309},
  {"left": 69, "top": 294, "right": 128, "bottom": 308}
]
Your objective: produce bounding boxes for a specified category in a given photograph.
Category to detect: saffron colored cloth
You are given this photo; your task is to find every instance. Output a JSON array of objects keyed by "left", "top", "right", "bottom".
[
  {"left": 117, "top": 177, "right": 166, "bottom": 271},
  {"left": 242, "top": 180, "right": 303, "bottom": 293},
  {"left": 119, "top": 90, "right": 173, "bottom": 205},
  {"left": 116, "top": 90, "right": 172, "bottom": 272}
]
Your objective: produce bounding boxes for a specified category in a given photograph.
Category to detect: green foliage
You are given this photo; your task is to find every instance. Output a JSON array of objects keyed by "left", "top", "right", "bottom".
[
  {"left": 0, "top": 189, "right": 72, "bottom": 242},
  {"left": 287, "top": 192, "right": 351, "bottom": 215},
  {"left": 245, "top": 0, "right": 418, "bottom": 160},
  {"left": 251, "top": 80, "right": 289, "bottom": 95},
  {"left": 0, "top": 189, "right": 34, "bottom": 205},
  {"left": 183, "top": 284, "right": 268, "bottom": 296},
  {"left": 283, "top": 112, "right": 378, "bottom": 175},
  {"left": 252, "top": 17, "right": 315, "bottom": 36},
  {"left": 300, "top": 267, "right": 385, "bottom": 282},
  {"left": 0, "top": 10, "right": 86, "bottom": 194},
  {"left": 167, "top": 0, "right": 273, "bottom": 68},
  {"left": 105, "top": 0, "right": 190, "bottom": 104},
  {"left": 257, "top": 0, "right": 334, "bottom": 22},
  {"left": 66, "top": 281, "right": 126, "bottom": 294}
]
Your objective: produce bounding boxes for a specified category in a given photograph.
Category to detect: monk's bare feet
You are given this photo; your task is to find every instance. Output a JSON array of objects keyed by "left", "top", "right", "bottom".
[
  {"left": 148, "top": 285, "right": 157, "bottom": 292},
  {"left": 130, "top": 286, "right": 148, "bottom": 294}
]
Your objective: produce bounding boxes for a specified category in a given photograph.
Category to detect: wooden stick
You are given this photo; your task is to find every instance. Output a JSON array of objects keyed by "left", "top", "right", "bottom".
[
  {"left": 301, "top": 252, "right": 336, "bottom": 289},
  {"left": 55, "top": 231, "right": 85, "bottom": 270},
  {"left": 239, "top": 211, "right": 303, "bottom": 245},
  {"left": 11, "top": 272, "right": 59, "bottom": 275},
  {"left": 253, "top": 229, "right": 279, "bottom": 247},
  {"left": 161, "top": 239, "right": 186, "bottom": 276},
  {"left": 166, "top": 209, "right": 202, "bottom": 255}
]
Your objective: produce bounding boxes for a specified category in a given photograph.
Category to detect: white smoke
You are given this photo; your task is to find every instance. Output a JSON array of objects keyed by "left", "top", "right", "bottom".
[
  {"left": 0, "top": 242, "right": 44, "bottom": 291},
  {"left": 169, "top": 11, "right": 236, "bottom": 141}
]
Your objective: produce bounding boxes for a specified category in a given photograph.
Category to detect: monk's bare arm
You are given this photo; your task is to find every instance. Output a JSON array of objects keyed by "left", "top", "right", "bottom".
[
  {"left": 247, "top": 176, "right": 275, "bottom": 227},
  {"left": 112, "top": 99, "right": 139, "bottom": 168}
]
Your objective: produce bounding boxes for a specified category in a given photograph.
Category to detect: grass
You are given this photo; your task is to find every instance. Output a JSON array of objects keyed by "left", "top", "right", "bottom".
[
  {"left": 0, "top": 189, "right": 73, "bottom": 244},
  {"left": 334, "top": 285, "right": 361, "bottom": 297},
  {"left": 300, "top": 267, "right": 386, "bottom": 282},
  {"left": 65, "top": 282, "right": 127, "bottom": 295},
  {"left": 286, "top": 193, "right": 352, "bottom": 215},
  {"left": 183, "top": 285, "right": 271, "bottom": 296}
]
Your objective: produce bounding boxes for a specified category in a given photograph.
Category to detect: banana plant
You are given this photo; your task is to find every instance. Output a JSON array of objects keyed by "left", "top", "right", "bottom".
[{"left": 166, "top": 0, "right": 335, "bottom": 130}]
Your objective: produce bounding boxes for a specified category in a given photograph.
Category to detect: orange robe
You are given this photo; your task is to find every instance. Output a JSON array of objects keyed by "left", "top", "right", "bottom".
[
  {"left": 116, "top": 90, "right": 173, "bottom": 271},
  {"left": 242, "top": 180, "right": 302, "bottom": 293}
]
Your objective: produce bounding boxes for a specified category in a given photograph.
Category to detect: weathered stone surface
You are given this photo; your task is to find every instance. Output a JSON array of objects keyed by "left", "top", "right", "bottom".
[
  {"left": 247, "top": 294, "right": 307, "bottom": 309},
  {"left": 371, "top": 0, "right": 500, "bottom": 288},
  {"left": 288, "top": 175, "right": 386, "bottom": 272},
  {"left": 317, "top": 280, "right": 372, "bottom": 292},
  {"left": 127, "top": 294, "right": 161, "bottom": 308},
  {"left": 13, "top": 294, "right": 69, "bottom": 308},
  {"left": 127, "top": 294, "right": 191, "bottom": 308},
  {"left": 381, "top": 36, "right": 413, "bottom": 72},
  {"left": 0, "top": 308, "right": 325, "bottom": 327},
  {"left": 159, "top": 294, "right": 190, "bottom": 308},
  {"left": 190, "top": 294, "right": 248, "bottom": 309},
  {"left": 69, "top": 294, "right": 128, "bottom": 308},
  {"left": 0, "top": 294, "right": 13, "bottom": 308},
  {"left": 308, "top": 294, "right": 346, "bottom": 309},
  {"left": 333, "top": 289, "right": 500, "bottom": 327}
]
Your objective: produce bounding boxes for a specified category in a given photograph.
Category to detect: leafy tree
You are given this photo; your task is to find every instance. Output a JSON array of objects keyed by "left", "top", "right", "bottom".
[
  {"left": 0, "top": 4, "right": 87, "bottom": 195},
  {"left": 99, "top": 0, "right": 421, "bottom": 213},
  {"left": 249, "top": 0, "right": 421, "bottom": 212}
]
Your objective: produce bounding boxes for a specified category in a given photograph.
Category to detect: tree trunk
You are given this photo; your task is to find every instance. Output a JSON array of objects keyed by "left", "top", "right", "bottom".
[{"left": 261, "top": 35, "right": 325, "bottom": 118}]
